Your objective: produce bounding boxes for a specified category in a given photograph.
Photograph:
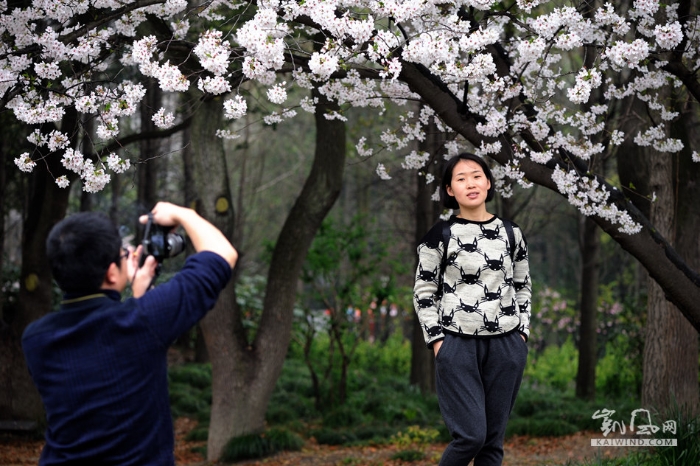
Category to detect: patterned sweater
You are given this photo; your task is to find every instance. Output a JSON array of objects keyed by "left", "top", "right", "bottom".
[{"left": 413, "top": 215, "right": 532, "bottom": 348}]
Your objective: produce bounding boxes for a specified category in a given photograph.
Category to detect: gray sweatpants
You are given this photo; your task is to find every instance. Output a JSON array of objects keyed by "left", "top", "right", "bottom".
[{"left": 435, "top": 331, "right": 528, "bottom": 466}]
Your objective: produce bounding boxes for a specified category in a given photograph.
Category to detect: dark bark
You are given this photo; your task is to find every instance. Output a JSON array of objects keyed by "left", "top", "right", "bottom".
[
  {"left": 669, "top": 126, "right": 700, "bottom": 414},
  {"left": 0, "top": 111, "right": 77, "bottom": 422},
  {"left": 575, "top": 216, "right": 599, "bottom": 400},
  {"left": 641, "top": 109, "right": 699, "bottom": 414},
  {"left": 184, "top": 95, "right": 236, "bottom": 460},
  {"left": 196, "top": 90, "right": 346, "bottom": 460},
  {"left": 109, "top": 173, "right": 121, "bottom": 224},
  {"left": 641, "top": 148, "right": 697, "bottom": 413},
  {"left": 0, "top": 137, "right": 6, "bottom": 324},
  {"left": 410, "top": 114, "right": 446, "bottom": 394},
  {"left": 136, "top": 79, "right": 162, "bottom": 238}
]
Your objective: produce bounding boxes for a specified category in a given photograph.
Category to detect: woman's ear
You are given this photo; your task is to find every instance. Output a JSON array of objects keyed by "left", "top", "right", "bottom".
[{"left": 446, "top": 184, "right": 454, "bottom": 197}]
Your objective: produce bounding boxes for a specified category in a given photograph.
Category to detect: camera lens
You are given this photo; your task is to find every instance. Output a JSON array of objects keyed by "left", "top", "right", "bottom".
[{"left": 167, "top": 233, "right": 186, "bottom": 257}]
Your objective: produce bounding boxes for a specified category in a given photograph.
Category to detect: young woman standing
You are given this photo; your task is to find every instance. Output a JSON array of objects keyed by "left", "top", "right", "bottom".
[{"left": 413, "top": 153, "right": 531, "bottom": 465}]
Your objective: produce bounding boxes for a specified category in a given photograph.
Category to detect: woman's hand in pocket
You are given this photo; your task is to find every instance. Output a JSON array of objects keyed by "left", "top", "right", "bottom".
[{"left": 433, "top": 339, "right": 443, "bottom": 358}]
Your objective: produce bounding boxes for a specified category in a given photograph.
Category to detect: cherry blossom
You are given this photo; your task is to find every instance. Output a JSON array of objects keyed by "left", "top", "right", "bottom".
[
  {"left": 14, "top": 153, "right": 36, "bottom": 173},
  {"left": 0, "top": 0, "right": 697, "bottom": 235},
  {"left": 152, "top": 108, "right": 176, "bottom": 129},
  {"left": 266, "top": 82, "right": 288, "bottom": 104},
  {"left": 376, "top": 163, "right": 391, "bottom": 180},
  {"left": 223, "top": 96, "right": 247, "bottom": 120}
]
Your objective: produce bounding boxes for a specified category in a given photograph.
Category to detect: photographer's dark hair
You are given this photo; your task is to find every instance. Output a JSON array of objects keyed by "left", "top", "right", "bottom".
[
  {"left": 440, "top": 152, "right": 495, "bottom": 209},
  {"left": 46, "top": 212, "right": 122, "bottom": 294}
]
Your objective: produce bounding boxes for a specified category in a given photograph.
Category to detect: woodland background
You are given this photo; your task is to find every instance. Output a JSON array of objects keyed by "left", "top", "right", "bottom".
[{"left": 0, "top": 0, "right": 699, "bottom": 464}]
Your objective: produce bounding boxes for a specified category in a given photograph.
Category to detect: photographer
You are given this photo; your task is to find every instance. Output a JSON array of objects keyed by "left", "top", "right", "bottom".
[{"left": 22, "top": 202, "right": 237, "bottom": 465}]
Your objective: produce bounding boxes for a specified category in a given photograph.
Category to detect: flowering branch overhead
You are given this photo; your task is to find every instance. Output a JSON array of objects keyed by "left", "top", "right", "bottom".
[{"left": 2, "top": 0, "right": 699, "bottom": 229}]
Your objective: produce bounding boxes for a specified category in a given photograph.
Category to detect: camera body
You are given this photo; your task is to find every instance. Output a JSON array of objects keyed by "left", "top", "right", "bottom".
[{"left": 139, "top": 213, "right": 185, "bottom": 267}]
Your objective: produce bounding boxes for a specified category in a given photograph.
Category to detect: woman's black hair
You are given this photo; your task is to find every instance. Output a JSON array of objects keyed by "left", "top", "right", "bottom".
[
  {"left": 440, "top": 152, "right": 495, "bottom": 209},
  {"left": 46, "top": 212, "right": 122, "bottom": 294}
]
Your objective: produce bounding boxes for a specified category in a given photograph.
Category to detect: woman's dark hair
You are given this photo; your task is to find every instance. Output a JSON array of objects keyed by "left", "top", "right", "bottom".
[
  {"left": 440, "top": 152, "right": 495, "bottom": 209},
  {"left": 46, "top": 212, "right": 122, "bottom": 294}
]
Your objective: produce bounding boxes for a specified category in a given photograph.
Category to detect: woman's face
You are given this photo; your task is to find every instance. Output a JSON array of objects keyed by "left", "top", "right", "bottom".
[{"left": 446, "top": 159, "right": 491, "bottom": 211}]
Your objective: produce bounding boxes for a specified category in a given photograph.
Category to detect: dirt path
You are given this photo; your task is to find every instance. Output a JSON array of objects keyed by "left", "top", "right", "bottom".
[
  {"left": 0, "top": 418, "right": 632, "bottom": 466},
  {"left": 226, "top": 431, "right": 629, "bottom": 466}
]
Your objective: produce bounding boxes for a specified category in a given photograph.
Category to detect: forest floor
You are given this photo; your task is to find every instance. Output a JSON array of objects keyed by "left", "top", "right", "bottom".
[{"left": 0, "top": 417, "right": 637, "bottom": 466}]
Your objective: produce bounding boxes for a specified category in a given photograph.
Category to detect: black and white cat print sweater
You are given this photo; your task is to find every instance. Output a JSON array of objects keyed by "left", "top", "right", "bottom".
[{"left": 413, "top": 215, "right": 532, "bottom": 348}]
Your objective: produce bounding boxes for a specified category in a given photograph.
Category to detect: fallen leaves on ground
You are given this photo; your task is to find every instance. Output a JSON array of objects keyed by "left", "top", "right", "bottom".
[{"left": 0, "top": 417, "right": 633, "bottom": 466}]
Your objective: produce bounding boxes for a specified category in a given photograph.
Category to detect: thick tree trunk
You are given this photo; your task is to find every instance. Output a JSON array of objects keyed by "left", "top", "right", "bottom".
[
  {"left": 0, "top": 139, "right": 6, "bottom": 325},
  {"left": 185, "top": 95, "right": 237, "bottom": 459},
  {"left": 670, "top": 138, "right": 700, "bottom": 414},
  {"left": 0, "top": 113, "right": 77, "bottom": 422},
  {"left": 196, "top": 90, "right": 346, "bottom": 460},
  {"left": 575, "top": 216, "right": 599, "bottom": 400},
  {"left": 641, "top": 149, "right": 698, "bottom": 413},
  {"left": 640, "top": 108, "right": 699, "bottom": 413},
  {"left": 410, "top": 114, "right": 445, "bottom": 394},
  {"left": 575, "top": 14, "right": 602, "bottom": 400}
]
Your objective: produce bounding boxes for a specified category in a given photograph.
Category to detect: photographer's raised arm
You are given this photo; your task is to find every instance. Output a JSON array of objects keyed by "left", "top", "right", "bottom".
[{"left": 140, "top": 202, "right": 238, "bottom": 268}]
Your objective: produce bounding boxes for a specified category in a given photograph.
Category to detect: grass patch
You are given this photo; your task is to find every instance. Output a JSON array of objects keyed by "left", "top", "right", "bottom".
[
  {"left": 391, "top": 449, "right": 425, "bottom": 461},
  {"left": 184, "top": 426, "right": 209, "bottom": 442},
  {"left": 219, "top": 427, "right": 304, "bottom": 462},
  {"left": 169, "top": 364, "right": 212, "bottom": 421},
  {"left": 312, "top": 427, "right": 358, "bottom": 446}
]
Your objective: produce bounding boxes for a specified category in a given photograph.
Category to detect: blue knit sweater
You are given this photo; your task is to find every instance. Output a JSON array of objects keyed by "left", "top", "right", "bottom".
[{"left": 22, "top": 251, "right": 231, "bottom": 465}]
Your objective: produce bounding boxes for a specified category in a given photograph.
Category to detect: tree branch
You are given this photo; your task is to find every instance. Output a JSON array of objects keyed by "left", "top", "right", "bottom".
[
  {"left": 399, "top": 60, "right": 700, "bottom": 331},
  {"left": 96, "top": 116, "right": 192, "bottom": 157}
]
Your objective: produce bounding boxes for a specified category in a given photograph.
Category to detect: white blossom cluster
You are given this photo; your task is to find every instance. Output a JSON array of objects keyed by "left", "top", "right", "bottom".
[
  {"left": 1, "top": 0, "right": 698, "bottom": 234},
  {"left": 552, "top": 168, "right": 641, "bottom": 234}
]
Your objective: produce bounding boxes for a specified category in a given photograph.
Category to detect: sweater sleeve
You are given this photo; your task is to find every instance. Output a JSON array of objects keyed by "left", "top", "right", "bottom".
[
  {"left": 512, "top": 225, "right": 532, "bottom": 340},
  {"left": 413, "top": 222, "right": 447, "bottom": 348},
  {"left": 136, "top": 251, "right": 232, "bottom": 346}
]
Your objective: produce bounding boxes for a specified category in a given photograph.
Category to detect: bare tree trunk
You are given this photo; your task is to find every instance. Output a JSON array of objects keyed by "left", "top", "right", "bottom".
[
  {"left": 670, "top": 145, "right": 700, "bottom": 415},
  {"left": 136, "top": 79, "right": 161, "bottom": 234},
  {"left": 109, "top": 172, "right": 122, "bottom": 224},
  {"left": 575, "top": 3, "right": 603, "bottom": 400},
  {"left": 0, "top": 112, "right": 78, "bottom": 422},
  {"left": 641, "top": 105, "right": 699, "bottom": 414},
  {"left": 410, "top": 113, "right": 446, "bottom": 394},
  {"left": 185, "top": 95, "right": 236, "bottom": 459},
  {"left": 195, "top": 90, "right": 346, "bottom": 460},
  {"left": 576, "top": 216, "right": 599, "bottom": 400},
  {"left": 642, "top": 149, "right": 697, "bottom": 412},
  {"left": 0, "top": 138, "right": 6, "bottom": 325}
]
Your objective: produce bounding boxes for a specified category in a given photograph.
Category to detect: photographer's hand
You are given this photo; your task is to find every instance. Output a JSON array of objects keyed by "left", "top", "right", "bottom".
[
  {"left": 139, "top": 202, "right": 237, "bottom": 268},
  {"left": 129, "top": 245, "right": 158, "bottom": 298}
]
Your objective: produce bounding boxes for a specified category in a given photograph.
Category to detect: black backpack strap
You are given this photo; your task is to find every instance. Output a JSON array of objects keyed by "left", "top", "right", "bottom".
[
  {"left": 502, "top": 218, "right": 515, "bottom": 262},
  {"left": 436, "top": 221, "right": 451, "bottom": 298},
  {"left": 440, "top": 221, "right": 451, "bottom": 273}
]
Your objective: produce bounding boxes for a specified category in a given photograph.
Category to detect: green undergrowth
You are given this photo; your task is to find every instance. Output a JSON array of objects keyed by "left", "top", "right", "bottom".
[
  {"left": 220, "top": 427, "right": 304, "bottom": 463},
  {"left": 572, "top": 405, "right": 700, "bottom": 466},
  {"left": 168, "top": 331, "right": 661, "bottom": 463},
  {"left": 508, "top": 384, "right": 639, "bottom": 437}
]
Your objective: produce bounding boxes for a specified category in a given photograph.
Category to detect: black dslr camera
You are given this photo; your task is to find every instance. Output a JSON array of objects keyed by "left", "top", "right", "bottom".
[{"left": 139, "top": 213, "right": 186, "bottom": 268}]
